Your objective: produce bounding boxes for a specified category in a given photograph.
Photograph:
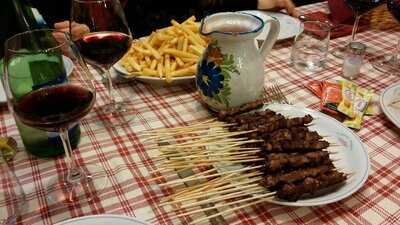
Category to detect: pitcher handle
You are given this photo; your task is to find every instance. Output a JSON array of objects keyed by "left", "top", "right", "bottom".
[{"left": 259, "top": 17, "right": 280, "bottom": 59}]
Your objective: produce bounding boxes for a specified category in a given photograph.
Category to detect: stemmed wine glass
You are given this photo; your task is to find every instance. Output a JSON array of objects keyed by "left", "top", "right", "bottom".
[
  {"left": 332, "top": 0, "right": 383, "bottom": 58},
  {"left": 0, "top": 154, "right": 26, "bottom": 225},
  {"left": 71, "top": 0, "right": 134, "bottom": 127},
  {"left": 3, "top": 29, "right": 106, "bottom": 205},
  {"left": 372, "top": 0, "right": 400, "bottom": 74}
]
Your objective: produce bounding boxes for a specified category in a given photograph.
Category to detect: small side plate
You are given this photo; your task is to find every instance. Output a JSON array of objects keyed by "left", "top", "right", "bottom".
[{"left": 380, "top": 82, "right": 400, "bottom": 128}]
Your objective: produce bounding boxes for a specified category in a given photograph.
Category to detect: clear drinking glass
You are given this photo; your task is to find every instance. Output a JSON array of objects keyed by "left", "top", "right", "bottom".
[
  {"left": 291, "top": 21, "right": 330, "bottom": 72},
  {"left": 0, "top": 154, "right": 26, "bottom": 225},
  {"left": 4, "top": 29, "right": 106, "bottom": 205},
  {"left": 71, "top": 0, "right": 134, "bottom": 127}
]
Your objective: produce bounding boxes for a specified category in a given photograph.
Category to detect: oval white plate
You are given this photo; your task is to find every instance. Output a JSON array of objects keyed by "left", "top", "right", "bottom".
[
  {"left": 54, "top": 214, "right": 150, "bottom": 225},
  {"left": 113, "top": 63, "right": 195, "bottom": 86},
  {"left": 0, "top": 55, "right": 74, "bottom": 103},
  {"left": 238, "top": 10, "right": 301, "bottom": 41},
  {"left": 380, "top": 82, "right": 400, "bottom": 128},
  {"left": 214, "top": 104, "right": 370, "bottom": 207}
]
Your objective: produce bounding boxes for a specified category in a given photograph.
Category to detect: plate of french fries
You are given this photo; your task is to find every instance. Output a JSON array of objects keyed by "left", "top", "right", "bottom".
[{"left": 115, "top": 16, "right": 209, "bottom": 85}]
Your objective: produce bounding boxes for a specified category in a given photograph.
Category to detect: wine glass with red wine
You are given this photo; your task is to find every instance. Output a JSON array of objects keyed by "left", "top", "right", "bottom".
[
  {"left": 332, "top": 0, "right": 383, "bottom": 58},
  {"left": 372, "top": 0, "right": 400, "bottom": 74},
  {"left": 71, "top": 0, "right": 134, "bottom": 127},
  {"left": 3, "top": 29, "right": 106, "bottom": 205}
]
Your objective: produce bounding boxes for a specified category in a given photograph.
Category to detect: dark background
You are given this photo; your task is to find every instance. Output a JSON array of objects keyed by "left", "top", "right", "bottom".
[{"left": 1, "top": 0, "right": 322, "bottom": 58}]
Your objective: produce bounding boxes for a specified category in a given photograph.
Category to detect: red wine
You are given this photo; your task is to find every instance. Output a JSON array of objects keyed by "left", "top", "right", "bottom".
[
  {"left": 388, "top": 0, "right": 400, "bottom": 22},
  {"left": 14, "top": 85, "right": 95, "bottom": 131},
  {"left": 345, "top": 0, "right": 382, "bottom": 15},
  {"left": 75, "top": 31, "right": 131, "bottom": 66}
]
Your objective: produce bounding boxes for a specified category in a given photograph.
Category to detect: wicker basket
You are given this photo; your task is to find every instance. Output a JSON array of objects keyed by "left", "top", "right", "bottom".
[{"left": 364, "top": 4, "right": 399, "bottom": 30}]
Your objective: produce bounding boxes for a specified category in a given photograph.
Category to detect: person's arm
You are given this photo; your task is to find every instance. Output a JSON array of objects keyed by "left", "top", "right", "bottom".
[{"left": 197, "top": 0, "right": 298, "bottom": 17}]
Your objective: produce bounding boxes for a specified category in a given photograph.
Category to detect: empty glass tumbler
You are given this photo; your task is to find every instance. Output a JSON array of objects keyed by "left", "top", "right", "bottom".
[{"left": 291, "top": 21, "right": 331, "bottom": 72}]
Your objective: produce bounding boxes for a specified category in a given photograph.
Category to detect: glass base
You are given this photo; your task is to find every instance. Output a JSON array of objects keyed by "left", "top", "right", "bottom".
[
  {"left": 46, "top": 164, "right": 107, "bottom": 205},
  {"left": 371, "top": 55, "right": 400, "bottom": 75},
  {"left": 98, "top": 100, "right": 136, "bottom": 127},
  {"left": 332, "top": 43, "right": 377, "bottom": 59},
  {"left": 331, "top": 46, "right": 347, "bottom": 59}
]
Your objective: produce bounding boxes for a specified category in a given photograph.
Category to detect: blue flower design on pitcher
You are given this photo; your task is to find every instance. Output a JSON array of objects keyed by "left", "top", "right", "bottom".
[{"left": 197, "top": 60, "right": 224, "bottom": 98}]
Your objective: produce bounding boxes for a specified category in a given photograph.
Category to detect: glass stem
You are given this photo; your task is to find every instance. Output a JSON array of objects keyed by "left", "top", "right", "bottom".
[
  {"left": 59, "top": 127, "right": 82, "bottom": 184},
  {"left": 105, "top": 69, "right": 116, "bottom": 106},
  {"left": 350, "top": 13, "right": 361, "bottom": 42},
  {"left": 394, "top": 38, "right": 400, "bottom": 63}
]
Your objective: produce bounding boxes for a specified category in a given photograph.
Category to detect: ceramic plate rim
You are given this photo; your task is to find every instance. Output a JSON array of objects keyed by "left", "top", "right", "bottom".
[
  {"left": 113, "top": 62, "right": 195, "bottom": 84},
  {"left": 53, "top": 214, "right": 150, "bottom": 225},
  {"left": 380, "top": 82, "right": 400, "bottom": 128}
]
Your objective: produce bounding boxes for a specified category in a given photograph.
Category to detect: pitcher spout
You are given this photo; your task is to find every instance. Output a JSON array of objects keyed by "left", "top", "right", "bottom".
[{"left": 200, "top": 12, "right": 265, "bottom": 39}]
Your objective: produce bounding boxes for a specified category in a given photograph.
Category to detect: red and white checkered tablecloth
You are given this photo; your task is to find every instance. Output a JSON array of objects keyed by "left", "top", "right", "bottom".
[{"left": 1, "top": 2, "right": 399, "bottom": 225}]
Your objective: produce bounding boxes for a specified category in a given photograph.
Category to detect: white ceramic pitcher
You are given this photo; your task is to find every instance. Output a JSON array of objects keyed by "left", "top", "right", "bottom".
[{"left": 196, "top": 12, "right": 280, "bottom": 111}]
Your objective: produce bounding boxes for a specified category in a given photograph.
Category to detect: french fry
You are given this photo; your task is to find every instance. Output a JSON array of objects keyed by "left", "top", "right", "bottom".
[
  {"left": 171, "top": 65, "right": 197, "bottom": 76},
  {"left": 142, "top": 68, "right": 158, "bottom": 76},
  {"left": 128, "top": 57, "right": 142, "bottom": 72},
  {"left": 181, "top": 57, "right": 198, "bottom": 63},
  {"left": 182, "top": 37, "right": 189, "bottom": 52},
  {"left": 143, "top": 41, "right": 162, "bottom": 60},
  {"left": 163, "top": 48, "right": 198, "bottom": 59},
  {"left": 175, "top": 57, "right": 184, "bottom": 67},
  {"left": 171, "top": 20, "right": 207, "bottom": 46},
  {"left": 157, "top": 62, "right": 164, "bottom": 78},
  {"left": 177, "top": 37, "right": 184, "bottom": 50},
  {"left": 145, "top": 56, "right": 151, "bottom": 65},
  {"left": 189, "top": 45, "right": 204, "bottom": 56},
  {"left": 165, "top": 54, "right": 171, "bottom": 76},
  {"left": 171, "top": 61, "right": 177, "bottom": 72},
  {"left": 150, "top": 59, "right": 157, "bottom": 70}
]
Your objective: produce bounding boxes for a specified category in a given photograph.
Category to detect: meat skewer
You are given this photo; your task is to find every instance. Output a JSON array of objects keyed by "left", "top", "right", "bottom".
[
  {"left": 276, "top": 170, "right": 347, "bottom": 201},
  {"left": 262, "top": 128, "right": 322, "bottom": 142},
  {"left": 262, "top": 140, "right": 330, "bottom": 153},
  {"left": 265, "top": 151, "right": 331, "bottom": 172},
  {"left": 261, "top": 163, "right": 334, "bottom": 189},
  {"left": 228, "top": 114, "right": 285, "bottom": 132},
  {"left": 217, "top": 99, "right": 265, "bottom": 120},
  {"left": 229, "top": 115, "right": 313, "bottom": 134},
  {"left": 224, "top": 110, "right": 276, "bottom": 124}
]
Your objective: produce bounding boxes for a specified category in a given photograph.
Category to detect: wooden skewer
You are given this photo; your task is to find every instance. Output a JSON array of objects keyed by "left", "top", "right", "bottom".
[
  {"left": 161, "top": 173, "right": 238, "bottom": 203},
  {"left": 169, "top": 192, "right": 276, "bottom": 220},
  {"left": 158, "top": 150, "right": 261, "bottom": 159},
  {"left": 189, "top": 197, "right": 273, "bottom": 224},
  {"left": 162, "top": 172, "right": 262, "bottom": 203},
  {"left": 161, "top": 185, "right": 266, "bottom": 207},
  {"left": 159, "top": 165, "right": 263, "bottom": 187},
  {"left": 161, "top": 182, "right": 264, "bottom": 205},
  {"left": 145, "top": 129, "right": 257, "bottom": 143},
  {"left": 160, "top": 159, "right": 264, "bottom": 170},
  {"left": 177, "top": 187, "right": 267, "bottom": 209},
  {"left": 162, "top": 156, "right": 261, "bottom": 164},
  {"left": 166, "top": 177, "right": 263, "bottom": 203}
]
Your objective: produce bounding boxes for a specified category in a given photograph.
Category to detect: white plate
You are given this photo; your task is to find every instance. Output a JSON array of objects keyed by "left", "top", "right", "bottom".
[
  {"left": 380, "top": 82, "right": 400, "bottom": 128},
  {"left": 54, "top": 214, "right": 150, "bottom": 225},
  {"left": 113, "top": 63, "right": 195, "bottom": 86},
  {"left": 0, "top": 56, "right": 74, "bottom": 103},
  {"left": 238, "top": 10, "right": 301, "bottom": 41},
  {"left": 215, "top": 104, "right": 370, "bottom": 207}
]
